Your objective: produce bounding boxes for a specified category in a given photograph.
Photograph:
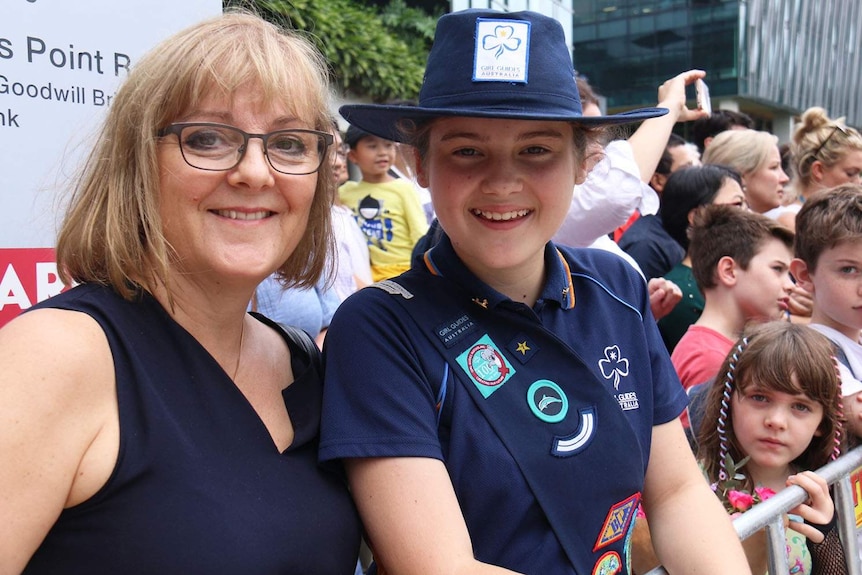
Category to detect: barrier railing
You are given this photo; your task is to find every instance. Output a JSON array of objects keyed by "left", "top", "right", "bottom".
[{"left": 645, "top": 445, "right": 862, "bottom": 575}]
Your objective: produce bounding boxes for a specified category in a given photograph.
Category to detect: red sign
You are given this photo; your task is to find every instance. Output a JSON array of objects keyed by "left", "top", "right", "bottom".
[{"left": 0, "top": 248, "right": 67, "bottom": 328}]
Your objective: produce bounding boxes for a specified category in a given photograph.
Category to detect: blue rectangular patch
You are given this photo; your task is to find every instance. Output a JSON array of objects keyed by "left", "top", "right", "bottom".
[{"left": 435, "top": 314, "right": 477, "bottom": 349}]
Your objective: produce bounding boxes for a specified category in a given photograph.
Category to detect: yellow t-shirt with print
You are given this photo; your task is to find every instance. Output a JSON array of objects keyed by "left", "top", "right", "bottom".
[{"left": 338, "top": 179, "right": 429, "bottom": 282}]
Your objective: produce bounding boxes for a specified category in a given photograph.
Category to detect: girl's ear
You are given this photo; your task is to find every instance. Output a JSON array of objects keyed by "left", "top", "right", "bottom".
[
  {"left": 414, "top": 147, "right": 429, "bottom": 189},
  {"left": 574, "top": 165, "right": 588, "bottom": 186},
  {"left": 715, "top": 255, "right": 738, "bottom": 286},
  {"left": 577, "top": 141, "right": 604, "bottom": 186}
]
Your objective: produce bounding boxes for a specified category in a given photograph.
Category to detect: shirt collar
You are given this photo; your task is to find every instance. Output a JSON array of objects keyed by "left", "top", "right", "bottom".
[{"left": 420, "top": 234, "right": 575, "bottom": 311}]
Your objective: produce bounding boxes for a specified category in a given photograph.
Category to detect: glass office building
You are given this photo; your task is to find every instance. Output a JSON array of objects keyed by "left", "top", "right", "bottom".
[{"left": 452, "top": 0, "right": 862, "bottom": 138}]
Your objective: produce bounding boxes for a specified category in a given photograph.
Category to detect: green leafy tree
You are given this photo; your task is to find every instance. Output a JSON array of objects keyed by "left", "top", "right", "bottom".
[{"left": 235, "top": 0, "right": 438, "bottom": 102}]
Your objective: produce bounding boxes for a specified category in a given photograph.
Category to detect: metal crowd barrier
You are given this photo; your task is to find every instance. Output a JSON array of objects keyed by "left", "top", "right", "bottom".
[{"left": 645, "top": 445, "right": 862, "bottom": 575}]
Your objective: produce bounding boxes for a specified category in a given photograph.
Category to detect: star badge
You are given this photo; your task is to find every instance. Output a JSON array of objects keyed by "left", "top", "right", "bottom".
[{"left": 507, "top": 333, "right": 538, "bottom": 364}]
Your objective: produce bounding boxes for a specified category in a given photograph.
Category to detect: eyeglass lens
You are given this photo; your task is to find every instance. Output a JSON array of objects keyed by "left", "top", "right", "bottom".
[{"left": 175, "top": 124, "right": 328, "bottom": 175}]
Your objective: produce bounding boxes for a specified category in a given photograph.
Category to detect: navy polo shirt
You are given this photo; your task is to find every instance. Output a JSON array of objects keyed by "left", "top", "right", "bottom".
[{"left": 321, "top": 235, "right": 687, "bottom": 574}]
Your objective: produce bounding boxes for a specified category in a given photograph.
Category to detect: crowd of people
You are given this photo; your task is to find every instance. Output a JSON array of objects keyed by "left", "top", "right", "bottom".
[{"left": 3, "top": 6, "right": 862, "bottom": 575}]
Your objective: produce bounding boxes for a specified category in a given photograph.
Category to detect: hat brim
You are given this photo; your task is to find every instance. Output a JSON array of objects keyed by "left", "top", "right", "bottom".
[{"left": 340, "top": 104, "right": 668, "bottom": 144}]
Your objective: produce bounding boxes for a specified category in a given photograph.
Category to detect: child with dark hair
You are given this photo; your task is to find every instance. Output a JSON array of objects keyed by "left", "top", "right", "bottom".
[
  {"left": 340, "top": 124, "right": 429, "bottom": 282},
  {"left": 672, "top": 204, "right": 795, "bottom": 391},
  {"left": 696, "top": 321, "right": 847, "bottom": 575},
  {"left": 791, "top": 184, "right": 862, "bottom": 439},
  {"left": 656, "top": 165, "right": 745, "bottom": 353}
]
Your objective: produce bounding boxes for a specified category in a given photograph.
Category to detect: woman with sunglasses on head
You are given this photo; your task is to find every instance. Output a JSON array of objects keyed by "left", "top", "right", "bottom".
[
  {"left": 778, "top": 107, "right": 862, "bottom": 232},
  {"left": 0, "top": 12, "right": 361, "bottom": 573},
  {"left": 320, "top": 9, "right": 751, "bottom": 575}
]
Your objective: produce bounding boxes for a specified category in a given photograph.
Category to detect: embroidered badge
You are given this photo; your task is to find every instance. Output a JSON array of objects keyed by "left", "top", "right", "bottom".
[
  {"left": 526, "top": 380, "right": 568, "bottom": 423},
  {"left": 371, "top": 280, "right": 414, "bottom": 299},
  {"left": 594, "top": 493, "right": 640, "bottom": 551},
  {"left": 507, "top": 332, "right": 538, "bottom": 364},
  {"left": 435, "top": 314, "right": 477, "bottom": 349},
  {"left": 592, "top": 551, "right": 622, "bottom": 575},
  {"left": 456, "top": 334, "right": 515, "bottom": 398},
  {"left": 551, "top": 406, "right": 596, "bottom": 457},
  {"left": 616, "top": 391, "right": 640, "bottom": 411},
  {"left": 473, "top": 18, "right": 530, "bottom": 83},
  {"left": 598, "top": 345, "right": 629, "bottom": 390}
]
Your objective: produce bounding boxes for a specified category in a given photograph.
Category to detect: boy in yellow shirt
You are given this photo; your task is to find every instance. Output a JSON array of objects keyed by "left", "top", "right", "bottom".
[{"left": 340, "top": 124, "right": 429, "bottom": 281}]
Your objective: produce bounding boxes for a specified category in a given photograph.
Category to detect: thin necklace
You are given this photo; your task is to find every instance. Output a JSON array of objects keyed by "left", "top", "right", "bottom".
[{"left": 232, "top": 317, "right": 245, "bottom": 380}]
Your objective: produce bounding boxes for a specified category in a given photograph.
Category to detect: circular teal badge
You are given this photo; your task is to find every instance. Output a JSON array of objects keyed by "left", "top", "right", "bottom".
[{"left": 526, "top": 379, "right": 568, "bottom": 423}]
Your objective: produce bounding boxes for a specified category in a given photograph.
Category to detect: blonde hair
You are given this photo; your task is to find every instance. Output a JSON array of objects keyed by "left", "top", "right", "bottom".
[
  {"left": 56, "top": 11, "right": 334, "bottom": 298},
  {"left": 702, "top": 129, "right": 778, "bottom": 177},
  {"left": 791, "top": 107, "right": 862, "bottom": 190}
]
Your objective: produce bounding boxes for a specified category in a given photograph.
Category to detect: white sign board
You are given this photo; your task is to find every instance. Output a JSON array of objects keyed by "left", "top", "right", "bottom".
[{"left": 0, "top": 0, "right": 221, "bottom": 325}]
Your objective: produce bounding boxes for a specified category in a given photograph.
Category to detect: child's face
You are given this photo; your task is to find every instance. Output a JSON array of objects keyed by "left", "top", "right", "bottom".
[
  {"left": 800, "top": 239, "right": 862, "bottom": 340},
  {"left": 416, "top": 116, "right": 579, "bottom": 283},
  {"left": 348, "top": 135, "right": 397, "bottom": 183},
  {"left": 734, "top": 237, "right": 795, "bottom": 321},
  {"left": 731, "top": 382, "right": 824, "bottom": 479}
]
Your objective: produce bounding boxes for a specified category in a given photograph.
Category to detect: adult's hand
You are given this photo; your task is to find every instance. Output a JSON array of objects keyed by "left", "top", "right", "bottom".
[
  {"left": 656, "top": 69, "right": 710, "bottom": 124},
  {"left": 787, "top": 284, "right": 814, "bottom": 319},
  {"left": 629, "top": 69, "right": 709, "bottom": 183}
]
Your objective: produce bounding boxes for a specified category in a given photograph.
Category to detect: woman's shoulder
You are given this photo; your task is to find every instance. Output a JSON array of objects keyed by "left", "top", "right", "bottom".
[
  {"left": 0, "top": 296, "right": 118, "bottom": 506},
  {"left": 4, "top": 296, "right": 114, "bottom": 382}
]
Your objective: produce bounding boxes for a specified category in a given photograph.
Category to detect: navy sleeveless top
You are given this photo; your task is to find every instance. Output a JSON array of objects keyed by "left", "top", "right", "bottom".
[{"left": 24, "top": 284, "right": 361, "bottom": 574}]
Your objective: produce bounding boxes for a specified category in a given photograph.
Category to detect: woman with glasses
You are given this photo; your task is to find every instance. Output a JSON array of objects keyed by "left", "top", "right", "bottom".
[
  {"left": 780, "top": 107, "right": 862, "bottom": 231},
  {"left": 0, "top": 12, "right": 361, "bottom": 573}
]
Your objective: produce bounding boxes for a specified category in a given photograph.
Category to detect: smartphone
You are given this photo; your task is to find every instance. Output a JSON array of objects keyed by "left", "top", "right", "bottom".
[{"left": 695, "top": 79, "right": 712, "bottom": 115}]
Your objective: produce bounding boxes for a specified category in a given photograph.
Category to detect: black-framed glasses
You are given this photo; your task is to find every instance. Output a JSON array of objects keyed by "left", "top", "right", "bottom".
[
  {"left": 158, "top": 122, "right": 333, "bottom": 175},
  {"left": 813, "top": 124, "right": 849, "bottom": 159}
]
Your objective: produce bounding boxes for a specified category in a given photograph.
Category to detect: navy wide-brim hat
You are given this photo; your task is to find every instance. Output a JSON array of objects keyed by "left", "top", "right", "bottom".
[{"left": 340, "top": 9, "right": 668, "bottom": 143}]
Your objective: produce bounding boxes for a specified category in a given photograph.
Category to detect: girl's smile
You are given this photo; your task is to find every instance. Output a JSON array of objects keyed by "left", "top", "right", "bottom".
[{"left": 416, "top": 116, "right": 582, "bottom": 302}]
